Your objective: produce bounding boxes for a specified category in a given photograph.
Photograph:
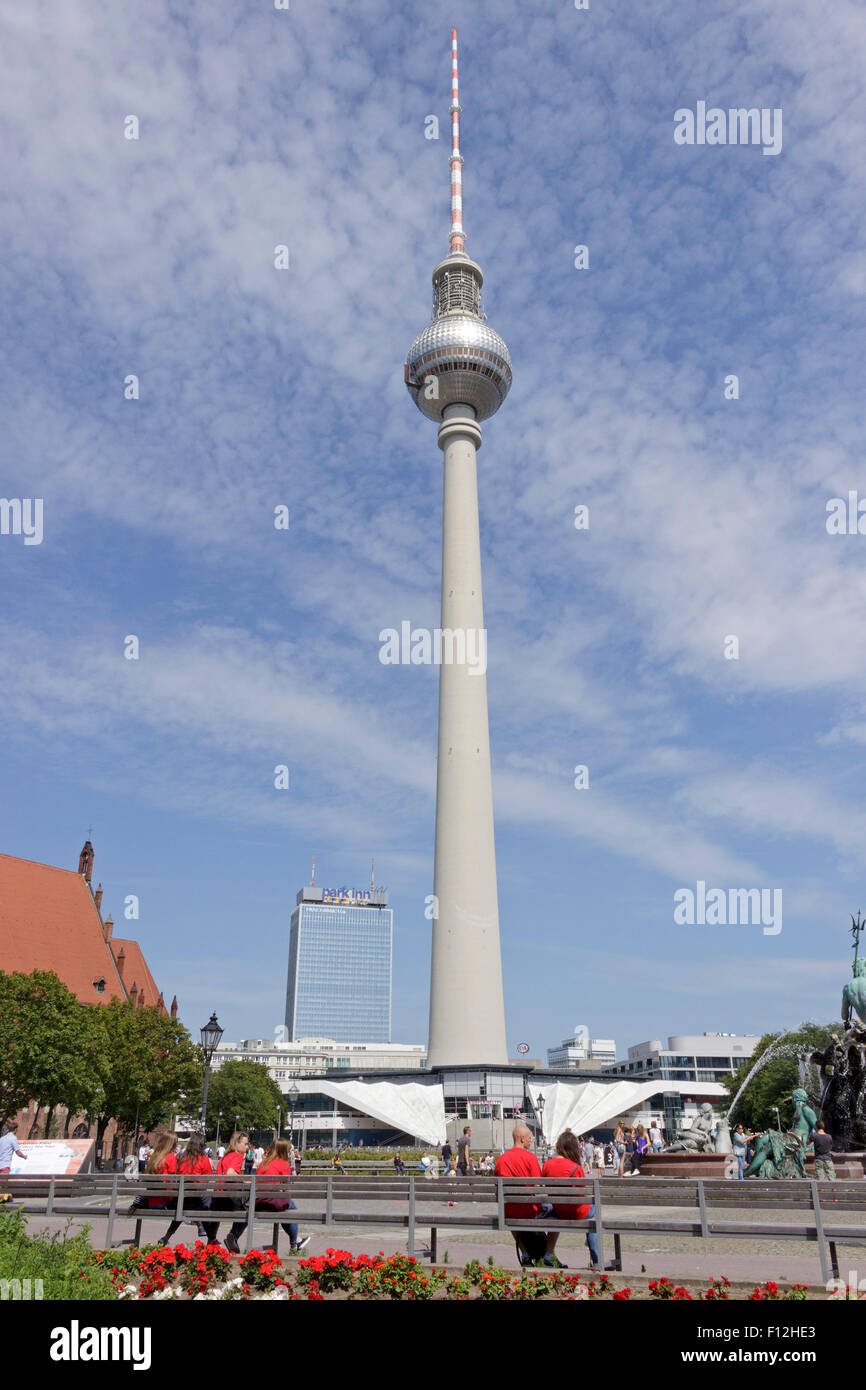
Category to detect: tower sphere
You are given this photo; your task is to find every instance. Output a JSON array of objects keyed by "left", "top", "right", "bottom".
[{"left": 405, "top": 254, "right": 512, "bottom": 425}]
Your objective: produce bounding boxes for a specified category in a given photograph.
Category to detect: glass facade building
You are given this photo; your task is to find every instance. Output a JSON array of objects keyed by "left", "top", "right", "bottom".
[{"left": 285, "top": 886, "right": 393, "bottom": 1042}]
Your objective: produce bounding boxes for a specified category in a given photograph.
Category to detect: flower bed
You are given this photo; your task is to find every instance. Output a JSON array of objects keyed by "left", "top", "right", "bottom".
[{"left": 79, "top": 1245, "right": 850, "bottom": 1301}]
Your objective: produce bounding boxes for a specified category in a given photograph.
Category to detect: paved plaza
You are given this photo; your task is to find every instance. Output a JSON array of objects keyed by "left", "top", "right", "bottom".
[{"left": 18, "top": 1192, "right": 866, "bottom": 1288}]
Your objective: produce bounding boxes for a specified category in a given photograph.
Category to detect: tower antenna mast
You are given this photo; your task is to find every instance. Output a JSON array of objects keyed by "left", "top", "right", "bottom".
[{"left": 449, "top": 28, "right": 465, "bottom": 255}]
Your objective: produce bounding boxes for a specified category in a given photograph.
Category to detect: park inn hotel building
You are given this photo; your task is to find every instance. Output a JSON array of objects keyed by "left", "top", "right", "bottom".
[{"left": 285, "top": 884, "right": 393, "bottom": 1043}]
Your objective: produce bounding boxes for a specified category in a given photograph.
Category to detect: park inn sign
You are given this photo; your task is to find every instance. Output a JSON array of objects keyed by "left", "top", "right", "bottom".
[{"left": 322, "top": 887, "right": 385, "bottom": 904}]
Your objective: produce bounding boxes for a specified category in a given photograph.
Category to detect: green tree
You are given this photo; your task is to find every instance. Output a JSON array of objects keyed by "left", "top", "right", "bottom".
[
  {"left": 205, "top": 1060, "right": 284, "bottom": 1137},
  {"left": 89, "top": 999, "right": 204, "bottom": 1155},
  {"left": 721, "top": 1022, "right": 835, "bottom": 1132},
  {"left": 0, "top": 972, "right": 100, "bottom": 1131}
]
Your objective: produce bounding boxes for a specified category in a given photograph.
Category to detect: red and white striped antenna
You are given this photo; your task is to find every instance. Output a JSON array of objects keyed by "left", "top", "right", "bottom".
[{"left": 449, "top": 28, "right": 465, "bottom": 255}]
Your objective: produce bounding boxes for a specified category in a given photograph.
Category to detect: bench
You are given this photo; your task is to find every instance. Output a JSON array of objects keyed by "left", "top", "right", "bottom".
[
  {"left": 501, "top": 1177, "right": 866, "bottom": 1282},
  {"left": 3, "top": 1172, "right": 864, "bottom": 1279}
]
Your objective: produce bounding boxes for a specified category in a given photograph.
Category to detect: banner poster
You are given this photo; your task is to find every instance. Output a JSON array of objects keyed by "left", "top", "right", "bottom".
[{"left": 8, "top": 1138, "right": 96, "bottom": 1175}]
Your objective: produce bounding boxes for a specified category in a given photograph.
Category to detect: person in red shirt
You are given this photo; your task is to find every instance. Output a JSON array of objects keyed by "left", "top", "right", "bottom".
[
  {"left": 256, "top": 1139, "right": 310, "bottom": 1253},
  {"left": 211, "top": 1131, "right": 251, "bottom": 1253},
  {"left": 158, "top": 1133, "right": 215, "bottom": 1245},
  {"left": 541, "top": 1129, "right": 592, "bottom": 1268},
  {"left": 143, "top": 1133, "right": 178, "bottom": 1235},
  {"left": 494, "top": 1124, "right": 545, "bottom": 1266}
]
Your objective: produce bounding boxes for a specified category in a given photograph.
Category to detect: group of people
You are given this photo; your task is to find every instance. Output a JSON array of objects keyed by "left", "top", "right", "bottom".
[
  {"left": 494, "top": 1124, "right": 613, "bottom": 1270},
  {"left": 131, "top": 1130, "right": 310, "bottom": 1254},
  {"left": 434, "top": 1121, "right": 667, "bottom": 1182}
]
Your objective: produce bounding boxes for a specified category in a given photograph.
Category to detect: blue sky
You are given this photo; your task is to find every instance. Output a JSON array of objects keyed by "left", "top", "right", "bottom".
[{"left": 1, "top": 0, "right": 864, "bottom": 1057}]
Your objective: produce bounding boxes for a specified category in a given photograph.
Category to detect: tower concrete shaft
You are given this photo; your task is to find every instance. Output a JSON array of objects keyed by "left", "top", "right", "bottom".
[
  {"left": 405, "top": 31, "right": 511, "bottom": 1069},
  {"left": 427, "top": 405, "right": 508, "bottom": 1068}
]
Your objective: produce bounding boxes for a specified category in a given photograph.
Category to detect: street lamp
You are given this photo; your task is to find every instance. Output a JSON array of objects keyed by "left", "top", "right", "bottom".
[
  {"left": 288, "top": 1082, "right": 300, "bottom": 1143},
  {"left": 772, "top": 1106, "right": 782, "bottom": 1134},
  {"left": 215, "top": 1111, "right": 223, "bottom": 1153},
  {"left": 199, "top": 1012, "right": 224, "bottom": 1138},
  {"left": 276, "top": 1105, "right": 282, "bottom": 1141},
  {"left": 535, "top": 1092, "right": 546, "bottom": 1159}
]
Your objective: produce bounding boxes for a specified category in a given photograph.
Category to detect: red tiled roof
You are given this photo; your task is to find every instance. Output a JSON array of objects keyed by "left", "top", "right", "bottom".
[
  {"left": 0, "top": 852, "right": 162, "bottom": 1010},
  {"left": 110, "top": 938, "right": 162, "bottom": 1010}
]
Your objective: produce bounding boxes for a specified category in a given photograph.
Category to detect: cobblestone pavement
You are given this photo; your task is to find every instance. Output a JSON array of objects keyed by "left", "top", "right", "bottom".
[{"left": 19, "top": 1199, "right": 866, "bottom": 1288}]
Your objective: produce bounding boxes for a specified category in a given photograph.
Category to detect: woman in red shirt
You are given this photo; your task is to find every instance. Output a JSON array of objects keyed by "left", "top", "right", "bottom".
[
  {"left": 255, "top": 1139, "right": 310, "bottom": 1253},
  {"left": 144, "top": 1133, "right": 178, "bottom": 1235},
  {"left": 158, "top": 1134, "right": 215, "bottom": 1245},
  {"left": 541, "top": 1130, "right": 592, "bottom": 1268},
  {"left": 210, "top": 1132, "right": 251, "bottom": 1253}
]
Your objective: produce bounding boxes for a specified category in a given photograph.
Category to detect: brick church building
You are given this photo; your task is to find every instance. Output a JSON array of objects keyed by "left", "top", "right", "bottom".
[{"left": 0, "top": 839, "right": 175, "bottom": 1150}]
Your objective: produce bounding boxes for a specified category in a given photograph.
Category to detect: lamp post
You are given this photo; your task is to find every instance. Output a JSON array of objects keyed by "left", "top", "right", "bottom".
[
  {"left": 215, "top": 1111, "right": 223, "bottom": 1154},
  {"left": 276, "top": 1105, "right": 282, "bottom": 1141},
  {"left": 199, "top": 1012, "right": 224, "bottom": 1138},
  {"left": 288, "top": 1082, "right": 300, "bottom": 1143},
  {"left": 535, "top": 1092, "right": 546, "bottom": 1159},
  {"left": 772, "top": 1106, "right": 782, "bottom": 1134}
]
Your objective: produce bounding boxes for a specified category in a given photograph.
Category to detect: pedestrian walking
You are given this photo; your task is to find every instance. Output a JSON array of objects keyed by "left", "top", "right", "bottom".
[
  {"left": 441, "top": 1140, "right": 452, "bottom": 1168},
  {"left": 457, "top": 1126, "right": 473, "bottom": 1175},
  {"left": 649, "top": 1121, "right": 663, "bottom": 1153}
]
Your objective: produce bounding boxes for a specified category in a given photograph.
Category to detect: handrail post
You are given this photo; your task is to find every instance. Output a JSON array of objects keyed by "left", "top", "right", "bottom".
[
  {"left": 697, "top": 1179, "right": 708, "bottom": 1239},
  {"left": 593, "top": 1177, "right": 604, "bottom": 1272},
  {"left": 175, "top": 1174, "right": 185, "bottom": 1222},
  {"left": 408, "top": 1175, "right": 415, "bottom": 1256},
  {"left": 325, "top": 1175, "right": 333, "bottom": 1225},
  {"left": 810, "top": 1180, "right": 831, "bottom": 1284},
  {"left": 497, "top": 1176, "right": 505, "bottom": 1231},
  {"left": 244, "top": 1174, "right": 256, "bottom": 1253},
  {"left": 105, "top": 1174, "right": 119, "bottom": 1248},
  {"left": 47, "top": 1176, "right": 55, "bottom": 1216}
]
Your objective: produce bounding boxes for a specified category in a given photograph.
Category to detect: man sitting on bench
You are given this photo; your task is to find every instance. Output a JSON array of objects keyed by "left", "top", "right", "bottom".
[{"left": 494, "top": 1124, "right": 547, "bottom": 1266}]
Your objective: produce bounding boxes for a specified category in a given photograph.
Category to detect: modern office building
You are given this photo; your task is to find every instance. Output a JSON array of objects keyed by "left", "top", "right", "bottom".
[
  {"left": 284, "top": 883, "right": 393, "bottom": 1043},
  {"left": 546, "top": 1036, "right": 617, "bottom": 1071},
  {"left": 602, "top": 1032, "right": 759, "bottom": 1085},
  {"left": 602, "top": 1032, "right": 760, "bottom": 1138},
  {"left": 213, "top": 1036, "right": 426, "bottom": 1081}
]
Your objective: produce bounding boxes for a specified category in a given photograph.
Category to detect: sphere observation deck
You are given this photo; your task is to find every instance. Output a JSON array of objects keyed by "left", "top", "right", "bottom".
[{"left": 405, "top": 255, "right": 512, "bottom": 424}]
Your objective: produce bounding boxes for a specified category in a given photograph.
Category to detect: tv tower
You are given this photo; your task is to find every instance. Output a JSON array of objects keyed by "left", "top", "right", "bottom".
[{"left": 405, "top": 30, "right": 511, "bottom": 1068}]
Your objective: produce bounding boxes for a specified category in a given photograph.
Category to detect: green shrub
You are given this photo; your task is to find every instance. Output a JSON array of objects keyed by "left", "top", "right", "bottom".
[{"left": 0, "top": 1209, "right": 116, "bottom": 1301}]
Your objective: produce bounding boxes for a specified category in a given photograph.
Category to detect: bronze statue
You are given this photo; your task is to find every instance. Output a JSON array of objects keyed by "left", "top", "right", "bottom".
[
  {"left": 812, "top": 913, "right": 866, "bottom": 1152},
  {"left": 745, "top": 1088, "right": 817, "bottom": 1179}
]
